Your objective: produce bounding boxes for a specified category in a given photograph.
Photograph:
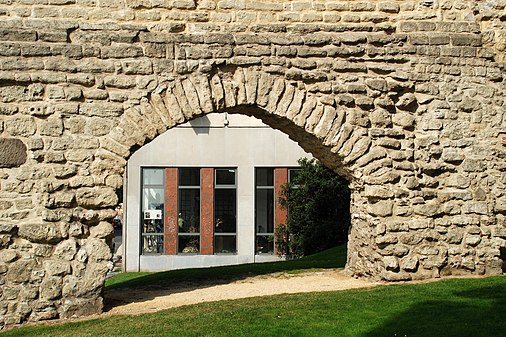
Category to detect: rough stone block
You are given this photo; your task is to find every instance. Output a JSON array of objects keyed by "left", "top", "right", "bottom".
[{"left": 0, "top": 138, "right": 27, "bottom": 168}]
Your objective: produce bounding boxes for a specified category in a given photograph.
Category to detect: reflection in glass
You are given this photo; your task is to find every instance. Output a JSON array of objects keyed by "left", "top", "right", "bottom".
[
  {"left": 179, "top": 168, "right": 200, "bottom": 186},
  {"left": 256, "top": 235, "right": 274, "bottom": 254},
  {"left": 178, "top": 235, "right": 200, "bottom": 254},
  {"left": 216, "top": 169, "right": 236, "bottom": 185},
  {"left": 215, "top": 235, "right": 237, "bottom": 254},
  {"left": 142, "top": 168, "right": 165, "bottom": 255},
  {"left": 214, "top": 189, "right": 236, "bottom": 233},
  {"left": 178, "top": 189, "right": 200, "bottom": 233},
  {"left": 142, "top": 234, "right": 164, "bottom": 254},
  {"left": 143, "top": 168, "right": 164, "bottom": 185},
  {"left": 256, "top": 168, "right": 274, "bottom": 186},
  {"left": 143, "top": 187, "right": 164, "bottom": 212},
  {"left": 255, "top": 189, "right": 274, "bottom": 234}
]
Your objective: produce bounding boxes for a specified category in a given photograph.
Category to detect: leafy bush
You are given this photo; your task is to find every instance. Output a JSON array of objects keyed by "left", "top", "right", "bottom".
[{"left": 278, "top": 158, "right": 350, "bottom": 256}]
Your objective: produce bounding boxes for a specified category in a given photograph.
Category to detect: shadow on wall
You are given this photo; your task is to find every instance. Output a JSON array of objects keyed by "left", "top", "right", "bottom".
[
  {"left": 189, "top": 114, "right": 211, "bottom": 135},
  {"left": 364, "top": 283, "right": 506, "bottom": 337}
]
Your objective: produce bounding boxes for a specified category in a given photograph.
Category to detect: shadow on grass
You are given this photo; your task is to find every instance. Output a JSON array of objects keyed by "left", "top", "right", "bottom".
[
  {"left": 364, "top": 280, "right": 506, "bottom": 337},
  {"left": 104, "top": 244, "right": 347, "bottom": 310}
]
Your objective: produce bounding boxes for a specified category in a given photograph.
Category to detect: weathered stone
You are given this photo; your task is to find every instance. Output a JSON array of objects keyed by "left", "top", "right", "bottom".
[
  {"left": 18, "top": 222, "right": 66, "bottom": 244},
  {"left": 43, "top": 260, "right": 71, "bottom": 277},
  {"left": 383, "top": 256, "right": 399, "bottom": 271},
  {"left": 76, "top": 187, "right": 118, "bottom": 208},
  {"left": 400, "top": 256, "right": 419, "bottom": 271},
  {"left": 53, "top": 239, "right": 77, "bottom": 261},
  {"left": 6, "top": 259, "right": 37, "bottom": 283},
  {"left": 0, "top": 138, "right": 27, "bottom": 168},
  {"left": 89, "top": 221, "right": 114, "bottom": 239},
  {"left": 81, "top": 238, "right": 112, "bottom": 262}
]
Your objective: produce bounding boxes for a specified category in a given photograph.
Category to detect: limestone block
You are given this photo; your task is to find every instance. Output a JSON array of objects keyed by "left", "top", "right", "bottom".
[
  {"left": 400, "top": 255, "right": 419, "bottom": 271},
  {"left": 53, "top": 239, "right": 78, "bottom": 261},
  {"left": 76, "top": 187, "right": 118, "bottom": 208},
  {"left": 0, "top": 138, "right": 27, "bottom": 168},
  {"left": 5, "top": 117, "right": 37, "bottom": 137},
  {"left": 0, "top": 250, "right": 18, "bottom": 263},
  {"left": 370, "top": 108, "right": 392, "bottom": 127},
  {"left": 18, "top": 222, "right": 66, "bottom": 244},
  {"left": 383, "top": 256, "right": 399, "bottom": 271},
  {"left": 462, "top": 202, "right": 488, "bottom": 215},
  {"left": 413, "top": 204, "right": 440, "bottom": 217},
  {"left": 445, "top": 174, "right": 471, "bottom": 188},
  {"left": 441, "top": 148, "right": 464, "bottom": 163},
  {"left": 81, "top": 238, "right": 112, "bottom": 262},
  {"left": 89, "top": 221, "right": 114, "bottom": 239},
  {"left": 43, "top": 260, "right": 71, "bottom": 277},
  {"left": 40, "top": 118, "right": 64, "bottom": 137},
  {"left": 465, "top": 235, "right": 481, "bottom": 246},
  {"left": 6, "top": 259, "right": 37, "bottom": 283}
]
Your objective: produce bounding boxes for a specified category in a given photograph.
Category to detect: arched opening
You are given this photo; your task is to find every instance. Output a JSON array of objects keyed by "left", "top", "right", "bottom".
[
  {"left": 98, "top": 68, "right": 376, "bottom": 280},
  {"left": 120, "top": 110, "right": 351, "bottom": 272}
]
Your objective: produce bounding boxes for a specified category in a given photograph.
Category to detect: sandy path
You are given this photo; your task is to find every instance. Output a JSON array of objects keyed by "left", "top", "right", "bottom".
[{"left": 105, "top": 269, "right": 378, "bottom": 316}]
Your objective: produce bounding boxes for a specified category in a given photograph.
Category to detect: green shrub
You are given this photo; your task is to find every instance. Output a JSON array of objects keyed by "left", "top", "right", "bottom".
[{"left": 278, "top": 158, "right": 350, "bottom": 257}]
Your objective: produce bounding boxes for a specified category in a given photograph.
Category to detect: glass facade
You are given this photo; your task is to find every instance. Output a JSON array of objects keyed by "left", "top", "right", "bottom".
[{"left": 140, "top": 167, "right": 294, "bottom": 257}]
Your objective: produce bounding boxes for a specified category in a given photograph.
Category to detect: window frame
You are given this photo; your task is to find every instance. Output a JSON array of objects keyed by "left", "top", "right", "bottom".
[
  {"left": 140, "top": 167, "right": 165, "bottom": 255},
  {"left": 177, "top": 167, "right": 202, "bottom": 255},
  {"left": 214, "top": 168, "right": 237, "bottom": 255},
  {"left": 254, "top": 167, "right": 275, "bottom": 255}
]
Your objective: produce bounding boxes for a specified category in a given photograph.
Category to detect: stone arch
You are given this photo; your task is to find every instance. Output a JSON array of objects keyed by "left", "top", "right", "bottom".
[{"left": 99, "top": 66, "right": 422, "bottom": 282}]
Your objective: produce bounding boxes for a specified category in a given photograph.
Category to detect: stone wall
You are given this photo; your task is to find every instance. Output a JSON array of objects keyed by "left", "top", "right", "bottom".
[{"left": 0, "top": 0, "right": 505, "bottom": 328}]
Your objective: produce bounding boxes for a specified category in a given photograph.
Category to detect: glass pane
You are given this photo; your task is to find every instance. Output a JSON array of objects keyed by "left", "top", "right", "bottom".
[
  {"left": 216, "top": 169, "right": 235, "bottom": 185},
  {"left": 214, "top": 189, "right": 236, "bottom": 233},
  {"left": 143, "top": 187, "right": 164, "bottom": 211},
  {"left": 256, "top": 235, "right": 274, "bottom": 254},
  {"left": 256, "top": 168, "right": 274, "bottom": 187},
  {"left": 178, "top": 235, "right": 200, "bottom": 254},
  {"left": 142, "top": 234, "right": 164, "bottom": 254},
  {"left": 179, "top": 168, "right": 200, "bottom": 186},
  {"left": 289, "top": 169, "right": 301, "bottom": 183},
  {"left": 142, "top": 217, "right": 164, "bottom": 234},
  {"left": 143, "top": 168, "right": 164, "bottom": 185},
  {"left": 215, "top": 235, "right": 236, "bottom": 254},
  {"left": 255, "top": 189, "right": 274, "bottom": 233},
  {"left": 178, "top": 189, "right": 200, "bottom": 233}
]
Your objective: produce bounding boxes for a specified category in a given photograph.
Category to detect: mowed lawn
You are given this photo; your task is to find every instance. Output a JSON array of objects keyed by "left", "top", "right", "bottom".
[{"left": 3, "top": 246, "right": 505, "bottom": 337}]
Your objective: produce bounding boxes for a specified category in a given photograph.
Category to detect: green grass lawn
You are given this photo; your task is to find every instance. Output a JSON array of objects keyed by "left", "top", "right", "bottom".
[
  {"left": 105, "top": 244, "right": 348, "bottom": 290},
  {"left": 3, "top": 245, "right": 505, "bottom": 337}
]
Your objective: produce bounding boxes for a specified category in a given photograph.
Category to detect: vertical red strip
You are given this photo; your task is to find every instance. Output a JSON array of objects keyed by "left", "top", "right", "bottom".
[
  {"left": 201, "top": 168, "right": 214, "bottom": 255},
  {"left": 164, "top": 168, "right": 178, "bottom": 255},
  {"left": 274, "top": 168, "right": 288, "bottom": 255}
]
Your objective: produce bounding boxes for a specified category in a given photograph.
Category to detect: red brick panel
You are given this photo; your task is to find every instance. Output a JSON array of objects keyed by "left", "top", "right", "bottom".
[
  {"left": 201, "top": 168, "right": 214, "bottom": 255},
  {"left": 274, "top": 168, "right": 289, "bottom": 225},
  {"left": 164, "top": 168, "right": 178, "bottom": 255},
  {"left": 274, "top": 168, "right": 288, "bottom": 254}
]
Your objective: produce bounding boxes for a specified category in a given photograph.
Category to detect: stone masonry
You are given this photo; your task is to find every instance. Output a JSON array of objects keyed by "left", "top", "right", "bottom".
[{"left": 0, "top": 0, "right": 505, "bottom": 328}]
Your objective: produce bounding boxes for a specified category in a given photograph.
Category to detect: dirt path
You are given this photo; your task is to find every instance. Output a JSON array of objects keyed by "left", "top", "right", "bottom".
[{"left": 105, "top": 269, "right": 378, "bottom": 316}]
